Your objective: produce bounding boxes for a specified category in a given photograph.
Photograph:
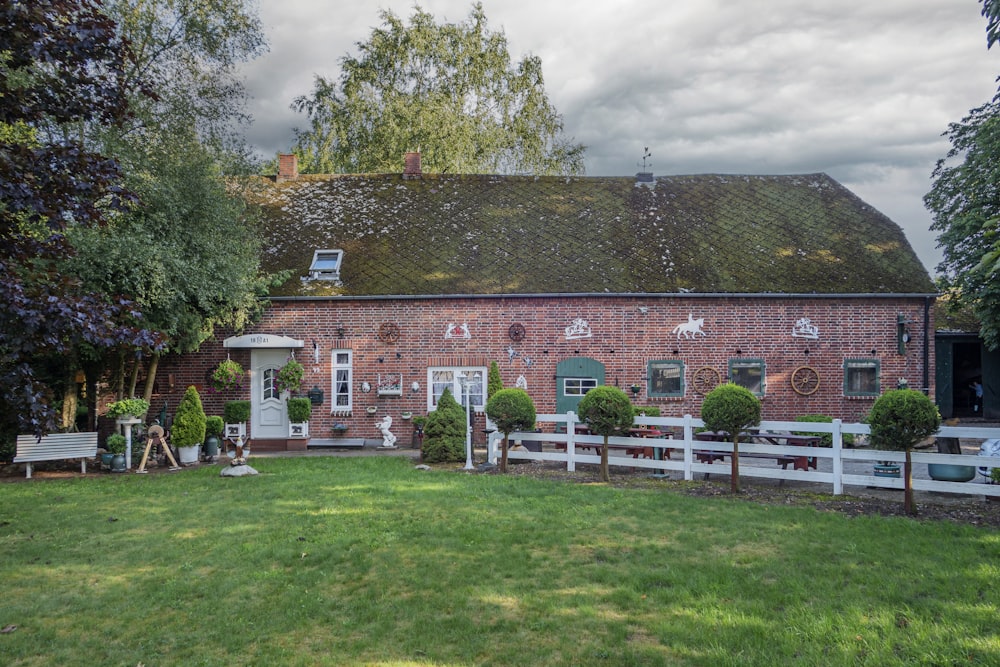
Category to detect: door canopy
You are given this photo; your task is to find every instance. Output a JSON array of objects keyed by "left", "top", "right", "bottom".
[{"left": 223, "top": 334, "right": 304, "bottom": 349}]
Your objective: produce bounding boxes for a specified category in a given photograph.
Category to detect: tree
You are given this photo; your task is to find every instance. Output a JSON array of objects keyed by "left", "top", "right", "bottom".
[
  {"left": 485, "top": 388, "right": 535, "bottom": 473},
  {"left": 700, "top": 383, "right": 762, "bottom": 494},
  {"left": 0, "top": 0, "right": 164, "bottom": 438},
  {"left": 925, "top": 101, "right": 1000, "bottom": 350},
  {"left": 576, "top": 386, "right": 634, "bottom": 483},
  {"left": 983, "top": 0, "right": 1000, "bottom": 49},
  {"left": 290, "top": 3, "right": 585, "bottom": 176},
  {"left": 867, "top": 389, "right": 941, "bottom": 516}
]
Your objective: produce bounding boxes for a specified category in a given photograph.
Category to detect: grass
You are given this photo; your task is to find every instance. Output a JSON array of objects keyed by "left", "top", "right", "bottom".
[{"left": 1, "top": 457, "right": 998, "bottom": 666}]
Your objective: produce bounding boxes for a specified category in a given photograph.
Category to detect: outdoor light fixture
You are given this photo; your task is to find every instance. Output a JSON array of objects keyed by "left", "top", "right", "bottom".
[
  {"left": 336, "top": 325, "right": 346, "bottom": 339},
  {"left": 897, "top": 314, "right": 912, "bottom": 355}
]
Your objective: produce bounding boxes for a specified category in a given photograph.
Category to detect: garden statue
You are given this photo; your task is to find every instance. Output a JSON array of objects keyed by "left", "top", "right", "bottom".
[
  {"left": 378, "top": 415, "right": 397, "bottom": 448},
  {"left": 978, "top": 438, "right": 1000, "bottom": 478}
]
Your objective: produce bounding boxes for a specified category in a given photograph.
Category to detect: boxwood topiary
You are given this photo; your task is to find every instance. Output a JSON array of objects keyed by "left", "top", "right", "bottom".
[
  {"left": 422, "top": 387, "right": 466, "bottom": 463},
  {"left": 224, "top": 400, "right": 251, "bottom": 424},
  {"left": 286, "top": 397, "right": 312, "bottom": 423},
  {"left": 172, "top": 386, "right": 207, "bottom": 448}
]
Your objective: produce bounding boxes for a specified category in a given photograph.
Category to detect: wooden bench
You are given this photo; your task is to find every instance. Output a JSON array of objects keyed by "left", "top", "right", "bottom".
[{"left": 14, "top": 432, "right": 99, "bottom": 479}]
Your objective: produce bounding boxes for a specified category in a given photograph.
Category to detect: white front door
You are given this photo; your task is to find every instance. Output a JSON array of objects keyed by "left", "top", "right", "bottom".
[{"left": 252, "top": 349, "right": 289, "bottom": 439}]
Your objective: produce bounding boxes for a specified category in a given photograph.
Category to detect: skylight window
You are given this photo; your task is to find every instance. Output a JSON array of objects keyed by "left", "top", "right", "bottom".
[{"left": 305, "top": 249, "right": 343, "bottom": 282}]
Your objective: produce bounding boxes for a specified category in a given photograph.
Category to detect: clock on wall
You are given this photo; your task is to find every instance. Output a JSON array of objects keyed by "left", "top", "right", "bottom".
[
  {"left": 508, "top": 323, "right": 526, "bottom": 342},
  {"left": 692, "top": 367, "right": 721, "bottom": 394},
  {"left": 791, "top": 365, "right": 820, "bottom": 396}
]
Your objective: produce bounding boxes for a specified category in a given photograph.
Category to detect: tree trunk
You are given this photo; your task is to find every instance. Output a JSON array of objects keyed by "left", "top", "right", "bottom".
[
  {"left": 143, "top": 353, "right": 160, "bottom": 404},
  {"left": 60, "top": 369, "right": 78, "bottom": 431},
  {"left": 600, "top": 436, "right": 610, "bottom": 482},
  {"left": 127, "top": 358, "right": 140, "bottom": 398},
  {"left": 500, "top": 433, "right": 509, "bottom": 473},
  {"left": 730, "top": 436, "right": 741, "bottom": 493}
]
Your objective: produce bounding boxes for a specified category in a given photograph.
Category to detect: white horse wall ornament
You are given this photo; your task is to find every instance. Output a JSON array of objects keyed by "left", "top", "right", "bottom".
[{"left": 672, "top": 314, "right": 706, "bottom": 339}]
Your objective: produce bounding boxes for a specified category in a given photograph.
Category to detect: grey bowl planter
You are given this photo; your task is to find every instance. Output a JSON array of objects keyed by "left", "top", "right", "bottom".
[{"left": 927, "top": 463, "right": 976, "bottom": 482}]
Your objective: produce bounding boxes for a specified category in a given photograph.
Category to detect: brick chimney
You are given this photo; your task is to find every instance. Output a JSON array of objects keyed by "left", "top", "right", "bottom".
[
  {"left": 403, "top": 151, "right": 422, "bottom": 179},
  {"left": 277, "top": 153, "right": 298, "bottom": 181}
]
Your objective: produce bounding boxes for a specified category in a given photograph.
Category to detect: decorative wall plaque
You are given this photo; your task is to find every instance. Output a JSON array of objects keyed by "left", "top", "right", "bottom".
[
  {"left": 792, "top": 318, "right": 820, "bottom": 340},
  {"left": 444, "top": 322, "right": 471, "bottom": 339},
  {"left": 564, "top": 318, "right": 592, "bottom": 340},
  {"left": 671, "top": 313, "right": 706, "bottom": 339},
  {"left": 508, "top": 323, "right": 526, "bottom": 341},
  {"left": 377, "top": 322, "right": 400, "bottom": 344}
]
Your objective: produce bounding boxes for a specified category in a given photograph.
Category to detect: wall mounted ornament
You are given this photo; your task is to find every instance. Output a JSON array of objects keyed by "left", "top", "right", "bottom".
[
  {"left": 515, "top": 374, "right": 528, "bottom": 390},
  {"left": 564, "top": 318, "right": 592, "bottom": 340},
  {"left": 792, "top": 317, "right": 820, "bottom": 340},
  {"left": 377, "top": 373, "right": 402, "bottom": 396},
  {"left": 791, "top": 366, "right": 820, "bottom": 395},
  {"left": 508, "top": 323, "right": 526, "bottom": 341},
  {"left": 692, "top": 367, "right": 721, "bottom": 394},
  {"left": 672, "top": 314, "right": 706, "bottom": 339},
  {"left": 506, "top": 345, "right": 519, "bottom": 364},
  {"left": 377, "top": 322, "right": 400, "bottom": 344},
  {"left": 444, "top": 322, "right": 471, "bottom": 339}
]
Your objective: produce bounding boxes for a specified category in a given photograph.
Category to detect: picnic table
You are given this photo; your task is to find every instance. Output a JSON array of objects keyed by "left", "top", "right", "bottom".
[
  {"left": 694, "top": 430, "right": 820, "bottom": 471},
  {"left": 570, "top": 425, "right": 666, "bottom": 459}
]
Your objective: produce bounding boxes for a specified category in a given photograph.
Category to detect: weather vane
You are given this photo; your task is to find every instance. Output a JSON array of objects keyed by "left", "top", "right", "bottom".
[{"left": 638, "top": 146, "right": 652, "bottom": 171}]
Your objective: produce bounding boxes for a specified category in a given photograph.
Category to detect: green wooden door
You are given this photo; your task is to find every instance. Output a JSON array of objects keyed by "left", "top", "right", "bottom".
[
  {"left": 555, "top": 357, "right": 606, "bottom": 415},
  {"left": 935, "top": 337, "right": 954, "bottom": 418}
]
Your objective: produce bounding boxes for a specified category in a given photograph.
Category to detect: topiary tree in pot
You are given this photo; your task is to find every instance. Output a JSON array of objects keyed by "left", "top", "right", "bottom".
[
  {"left": 172, "top": 386, "right": 207, "bottom": 463},
  {"left": 867, "top": 388, "right": 941, "bottom": 516},
  {"left": 486, "top": 388, "right": 536, "bottom": 473},
  {"left": 577, "top": 385, "right": 634, "bottom": 483},
  {"left": 422, "top": 388, "right": 467, "bottom": 463},
  {"left": 701, "top": 383, "right": 762, "bottom": 494}
]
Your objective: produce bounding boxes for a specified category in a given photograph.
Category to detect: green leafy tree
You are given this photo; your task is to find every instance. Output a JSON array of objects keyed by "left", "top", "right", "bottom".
[
  {"left": 0, "top": 0, "right": 164, "bottom": 437},
  {"left": 925, "top": 100, "right": 1000, "bottom": 350},
  {"left": 867, "top": 389, "right": 941, "bottom": 516},
  {"left": 577, "top": 386, "right": 634, "bottom": 483},
  {"left": 290, "top": 2, "right": 585, "bottom": 176},
  {"left": 485, "top": 388, "right": 535, "bottom": 473},
  {"left": 422, "top": 388, "right": 466, "bottom": 463},
  {"left": 983, "top": 0, "right": 1000, "bottom": 49},
  {"left": 700, "top": 383, "right": 762, "bottom": 494}
]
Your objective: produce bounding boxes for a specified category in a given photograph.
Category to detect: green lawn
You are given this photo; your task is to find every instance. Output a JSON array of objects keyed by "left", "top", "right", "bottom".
[{"left": 1, "top": 457, "right": 998, "bottom": 666}]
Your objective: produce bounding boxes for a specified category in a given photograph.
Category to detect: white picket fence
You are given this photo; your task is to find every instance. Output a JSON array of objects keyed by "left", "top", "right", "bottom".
[{"left": 493, "top": 412, "right": 1000, "bottom": 499}]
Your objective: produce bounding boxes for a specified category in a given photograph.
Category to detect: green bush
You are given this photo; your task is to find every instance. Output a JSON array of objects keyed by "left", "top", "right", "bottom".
[
  {"left": 795, "top": 414, "right": 855, "bottom": 448},
  {"left": 205, "top": 416, "right": 224, "bottom": 437},
  {"left": 105, "top": 398, "right": 150, "bottom": 419},
  {"left": 172, "top": 386, "right": 207, "bottom": 448},
  {"left": 422, "top": 388, "right": 466, "bottom": 463},
  {"left": 701, "top": 383, "right": 761, "bottom": 436},
  {"left": 486, "top": 388, "right": 536, "bottom": 472},
  {"left": 577, "top": 385, "right": 634, "bottom": 482},
  {"left": 105, "top": 433, "right": 127, "bottom": 454},
  {"left": 286, "top": 397, "right": 312, "bottom": 423},
  {"left": 631, "top": 405, "right": 660, "bottom": 418},
  {"left": 224, "top": 400, "right": 251, "bottom": 423}
]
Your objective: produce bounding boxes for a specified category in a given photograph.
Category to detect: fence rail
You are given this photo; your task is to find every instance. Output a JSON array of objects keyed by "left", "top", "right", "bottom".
[{"left": 490, "top": 413, "right": 1000, "bottom": 499}]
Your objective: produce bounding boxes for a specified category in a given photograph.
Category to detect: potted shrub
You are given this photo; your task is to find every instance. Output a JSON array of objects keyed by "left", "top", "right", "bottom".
[
  {"left": 276, "top": 357, "right": 305, "bottom": 394},
  {"left": 286, "top": 396, "right": 312, "bottom": 438},
  {"left": 577, "top": 385, "right": 635, "bottom": 483},
  {"left": 224, "top": 400, "right": 251, "bottom": 439},
  {"left": 701, "top": 383, "right": 762, "bottom": 494},
  {"left": 210, "top": 358, "right": 245, "bottom": 393},
  {"left": 204, "top": 416, "right": 224, "bottom": 460},
  {"left": 867, "top": 388, "right": 941, "bottom": 516},
  {"left": 105, "top": 433, "right": 127, "bottom": 472},
  {"left": 485, "top": 388, "right": 536, "bottom": 473},
  {"left": 106, "top": 398, "right": 150, "bottom": 421},
  {"left": 172, "top": 386, "right": 207, "bottom": 464}
]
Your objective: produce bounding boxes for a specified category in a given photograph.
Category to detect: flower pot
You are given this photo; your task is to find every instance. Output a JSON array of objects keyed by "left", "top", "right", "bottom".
[
  {"left": 110, "top": 453, "right": 127, "bottom": 473},
  {"left": 927, "top": 463, "right": 976, "bottom": 482},
  {"left": 366, "top": 406, "right": 377, "bottom": 415},
  {"left": 203, "top": 434, "right": 220, "bottom": 459},
  {"left": 100, "top": 452, "right": 115, "bottom": 470},
  {"left": 288, "top": 422, "right": 309, "bottom": 438},
  {"left": 873, "top": 463, "right": 900, "bottom": 478},
  {"left": 177, "top": 444, "right": 201, "bottom": 465}
]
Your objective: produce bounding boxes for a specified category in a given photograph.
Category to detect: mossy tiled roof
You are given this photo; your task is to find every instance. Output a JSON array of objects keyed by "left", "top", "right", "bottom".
[{"left": 247, "top": 172, "right": 934, "bottom": 298}]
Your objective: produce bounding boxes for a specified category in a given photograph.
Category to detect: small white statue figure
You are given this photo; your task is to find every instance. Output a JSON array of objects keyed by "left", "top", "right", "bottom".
[{"left": 378, "top": 415, "right": 397, "bottom": 448}]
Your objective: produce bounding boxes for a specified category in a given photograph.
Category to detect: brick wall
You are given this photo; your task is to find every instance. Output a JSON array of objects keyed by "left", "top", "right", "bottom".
[{"left": 143, "top": 294, "right": 934, "bottom": 444}]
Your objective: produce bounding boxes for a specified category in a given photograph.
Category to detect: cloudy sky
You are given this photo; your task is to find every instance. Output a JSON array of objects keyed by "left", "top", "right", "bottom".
[{"left": 240, "top": 0, "right": 998, "bottom": 275}]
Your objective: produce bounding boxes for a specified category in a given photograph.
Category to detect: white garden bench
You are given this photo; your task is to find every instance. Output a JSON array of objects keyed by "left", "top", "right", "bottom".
[{"left": 14, "top": 432, "right": 99, "bottom": 479}]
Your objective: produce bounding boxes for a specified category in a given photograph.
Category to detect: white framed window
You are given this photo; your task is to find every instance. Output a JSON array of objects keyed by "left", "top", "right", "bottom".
[
  {"left": 428, "top": 367, "right": 486, "bottom": 411},
  {"left": 564, "top": 377, "right": 598, "bottom": 396},
  {"left": 305, "top": 249, "right": 343, "bottom": 282},
  {"left": 331, "top": 351, "right": 352, "bottom": 411}
]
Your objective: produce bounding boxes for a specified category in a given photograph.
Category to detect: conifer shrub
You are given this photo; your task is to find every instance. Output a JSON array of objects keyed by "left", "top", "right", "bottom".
[
  {"left": 172, "top": 386, "right": 207, "bottom": 448},
  {"left": 421, "top": 387, "right": 467, "bottom": 463}
]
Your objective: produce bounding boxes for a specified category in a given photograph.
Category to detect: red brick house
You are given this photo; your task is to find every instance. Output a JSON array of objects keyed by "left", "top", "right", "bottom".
[{"left": 149, "top": 154, "right": 936, "bottom": 450}]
